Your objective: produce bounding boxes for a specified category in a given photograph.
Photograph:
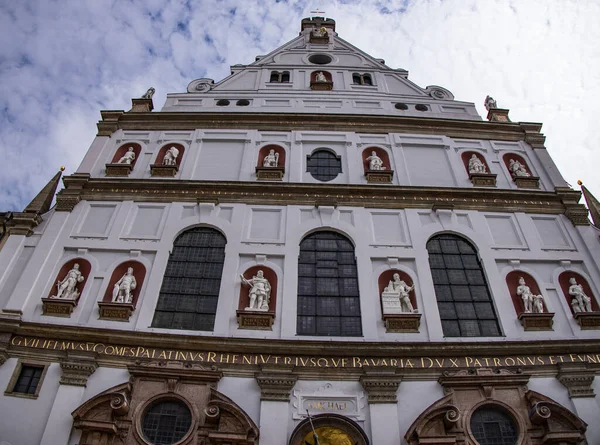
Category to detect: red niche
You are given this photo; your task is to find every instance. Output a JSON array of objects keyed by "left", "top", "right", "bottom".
[
  {"left": 110, "top": 143, "right": 142, "bottom": 166},
  {"left": 378, "top": 269, "right": 417, "bottom": 311},
  {"left": 47, "top": 258, "right": 92, "bottom": 299},
  {"left": 238, "top": 266, "right": 277, "bottom": 312},
  {"left": 502, "top": 153, "right": 531, "bottom": 177},
  {"left": 153, "top": 143, "right": 185, "bottom": 167},
  {"left": 311, "top": 71, "right": 332, "bottom": 83},
  {"left": 101, "top": 261, "right": 147, "bottom": 307},
  {"left": 506, "top": 271, "right": 546, "bottom": 315},
  {"left": 461, "top": 151, "right": 490, "bottom": 175},
  {"left": 558, "top": 271, "right": 600, "bottom": 313},
  {"left": 362, "top": 147, "right": 391, "bottom": 172},
  {"left": 257, "top": 145, "right": 286, "bottom": 168}
]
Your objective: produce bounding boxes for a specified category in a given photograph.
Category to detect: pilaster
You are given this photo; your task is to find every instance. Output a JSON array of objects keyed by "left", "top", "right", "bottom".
[
  {"left": 255, "top": 368, "right": 297, "bottom": 445},
  {"left": 557, "top": 363, "right": 595, "bottom": 398},
  {"left": 360, "top": 368, "right": 403, "bottom": 445},
  {"left": 359, "top": 368, "right": 402, "bottom": 403},
  {"left": 255, "top": 367, "right": 297, "bottom": 402},
  {"left": 60, "top": 353, "right": 98, "bottom": 386}
]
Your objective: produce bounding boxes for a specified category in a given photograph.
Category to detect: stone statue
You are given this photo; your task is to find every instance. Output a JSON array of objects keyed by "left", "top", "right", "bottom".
[
  {"left": 117, "top": 147, "right": 136, "bottom": 164},
  {"left": 569, "top": 277, "right": 593, "bottom": 313},
  {"left": 484, "top": 95, "right": 497, "bottom": 111},
  {"left": 312, "top": 26, "right": 328, "bottom": 37},
  {"left": 162, "top": 146, "right": 179, "bottom": 166},
  {"left": 468, "top": 154, "right": 487, "bottom": 174},
  {"left": 509, "top": 159, "right": 530, "bottom": 177},
  {"left": 381, "top": 273, "right": 417, "bottom": 314},
  {"left": 142, "top": 87, "right": 155, "bottom": 99},
  {"left": 315, "top": 72, "right": 327, "bottom": 83},
  {"left": 112, "top": 267, "right": 137, "bottom": 304},
  {"left": 241, "top": 270, "right": 271, "bottom": 311},
  {"left": 262, "top": 149, "right": 279, "bottom": 168},
  {"left": 53, "top": 263, "right": 85, "bottom": 300},
  {"left": 366, "top": 151, "right": 386, "bottom": 171},
  {"left": 516, "top": 277, "right": 544, "bottom": 313}
]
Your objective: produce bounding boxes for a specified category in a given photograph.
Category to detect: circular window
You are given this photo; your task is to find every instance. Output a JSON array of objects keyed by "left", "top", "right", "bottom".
[
  {"left": 307, "top": 149, "right": 342, "bottom": 182},
  {"left": 308, "top": 54, "right": 332, "bottom": 65},
  {"left": 236, "top": 99, "right": 250, "bottom": 106},
  {"left": 470, "top": 406, "right": 518, "bottom": 445},
  {"left": 415, "top": 104, "right": 428, "bottom": 111},
  {"left": 142, "top": 400, "right": 192, "bottom": 445},
  {"left": 216, "top": 99, "right": 230, "bottom": 106},
  {"left": 394, "top": 103, "right": 408, "bottom": 110}
]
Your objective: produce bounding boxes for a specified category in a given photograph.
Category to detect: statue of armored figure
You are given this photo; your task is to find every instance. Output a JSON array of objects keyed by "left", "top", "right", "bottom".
[
  {"left": 162, "top": 146, "right": 179, "bottom": 166},
  {"left": 569, "top": 277, "right": 593, "bottom": 313},
  {"left": 262, "top": 149, "right": 279, "bottom": 168},
  {"left": 241, "top": 270, "right": 271, "bottom": 311},
  {"left": 468, "top": 154, "right": 487, "bottom": 174},
  {"left": 141, "top": 87, "right": 155, "bottom": 99},
  {"left": 382, "top": 273, "right": 417, "bottom": 314},
  {"left": 484, "top": 95, "right": 497, "bottom": 111},
  {"left": 112, "top": 267, "right": 137, "bottom": 304},
  {"left": 516, "top": 277, "right": 544, "bottom": 313},
  {"left": 366, "top": 151, "right": 386, "bottom": 171},
  {"left": 315, "top": 72, "right": 327, "bottom": 83},
  {"left": 52, "top": 263, "right": 85, "bottom": 300},
  {"left": 117, "top": 147, "right": 136, "bottom": 164},
  {"left": 509, "top": 159, "right": 530, "bottom": 177}
]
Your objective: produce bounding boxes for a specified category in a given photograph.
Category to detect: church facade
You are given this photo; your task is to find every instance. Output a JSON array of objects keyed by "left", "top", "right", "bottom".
[{"left": 0, "top": 16, "right": 599, "bottom": 445}]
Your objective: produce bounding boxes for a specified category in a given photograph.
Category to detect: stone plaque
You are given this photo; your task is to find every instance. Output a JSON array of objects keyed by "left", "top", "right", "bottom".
[
  {"left": 150, "top": 164, "right": 178, "bottom": 177},
  {"left": 574, "top": 312, "right": 600, "bottom": 330},
  {"left": 41, "top": 298, "right": 77, "bottom": 317},
  {"left": 518, "top": 312, "right": 554, "bottom": 331},
  {"left": 514, "top": 176, "right": 540, "bottom": 189},
  {"left": 366, "top": 170, "right": 394, "bottom": 184},
  {"left": 255, "top": 166, "right": 284, "bottom": 181},
  {"left": 469, "top": 172, "right": 497, "bottom": 187},
  {"left": 98, "top": 302, "right": 135, "bottom": 322},
  {"left": 105, "top": 163, "right": 133, "bottom": 177},
  {"left": 236, "top": 310, "right": 275, "bottom": 330},
  {"left": 383, "top": 313, "right": 421, "bottom": 333},
  {"left": 293, "top": 384, "right": 365, "bottom": 420}
]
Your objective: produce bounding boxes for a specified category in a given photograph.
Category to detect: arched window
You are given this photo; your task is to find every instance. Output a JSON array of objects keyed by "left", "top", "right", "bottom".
[
  {"left": 270, "top": 71, "right": 290, "bottom": 83},
  {"left": 470, "top": 406, "right": 518, "bottom": 445},
  {"left": 306, "top": 149, "right": 342, "bottom": 182},
  {"left": 426, "top": 234, "right": 501, "bottom": 337},
  {"left": 352, "top": 73, "right": 373, "bottom": 85},
  {"left": 297, "top": 231, "right": 361, "bottom": 336},
  {"left": 152, "top": 227, "right": 226, "bottom": 331}
]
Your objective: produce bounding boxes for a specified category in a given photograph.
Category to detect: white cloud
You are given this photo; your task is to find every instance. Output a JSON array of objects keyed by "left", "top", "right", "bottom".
[{"left": 0, "top": 0, "right": 598, "bottom": 210}]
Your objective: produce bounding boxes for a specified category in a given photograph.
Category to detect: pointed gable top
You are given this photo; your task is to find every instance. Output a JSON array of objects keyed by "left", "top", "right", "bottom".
[{"left": 23, "top": 168, "right": 64, "bottom": 214}]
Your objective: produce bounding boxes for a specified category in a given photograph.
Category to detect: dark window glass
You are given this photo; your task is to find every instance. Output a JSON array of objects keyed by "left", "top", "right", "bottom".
[
  {"left": 142, "top": 400, "right": 192, "bottom": 445},
  {"left": 281, "top": 71, "right": 290, "bottom": 82},
  {"left": 395, "top": 102, "right": 409, "bottom": 110},
  {"left": 270, "top": 71, "right": 280, "bottom": 82},
  {"left": 427, "top": 234, "right": 501, "bottom": 337},
  {"left": 13, "top": 365, "right": 43, "bottom": 395},
  {"left": 363, "top": 74, "right": 373, "bottom": 85},
  {"left": 216, "top": 99, "right": 230, "bottom": 106},
  {"left": 352, "top": 74, "right": 361, "bottom": 84},
  {"left": 236, "top": 99, "right": 250, "bottom": 106},
  {"left": 152, "top": 228, "right": 226, "bottom": 331},
  {"left": 297, "top": 231, "right": 362, "bottom": 336},
  {"left": 470, "top": 407, "right": 518, "bottom": 445},
  {"left": 307, "top": 149, "right": 342, "bottom": 182}
]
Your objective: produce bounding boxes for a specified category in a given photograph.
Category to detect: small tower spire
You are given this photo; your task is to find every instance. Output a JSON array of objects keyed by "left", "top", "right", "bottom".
[
  {"left": 578, "top": 180, "right": 600, "bottom": 227},
  {"left": 23, "top": 167, "right": 65, "bottom": 214}
]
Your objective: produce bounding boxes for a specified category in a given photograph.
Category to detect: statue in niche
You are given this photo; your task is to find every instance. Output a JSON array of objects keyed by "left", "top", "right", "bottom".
[
  {"left": 117, "top": 147, "right": 136, "bottom": 164},
  {"left": 141, "top": 87, "right": 155, "bottom": 99},
  {"left": 262, "top": 148, "right": 279, "bottom": 167},
  {"left": 240, "top": 270, "right": 271, "bottom": 311},
  {"left": 468, "top": 154, "right": 487, "bottom": 174},
  {"left": 509, "top": 158, "right": 530, "bottom": 177},
  {"left": 516, "top": 277, "right": 544, "bottom": 313},
  {"left": 484, "top": 95, "right": 497, "bottom": 111},
  {"left": 52, "top": 263, "right": 85, "bottom": 300},
  {"left": 315, "top": 72, "right": 327, "bottom": 83},
  {"left": 569, "top": 277, "right": 593, "bottom": 313},
  {"left": 382, "top": 273, "right": 417, "bottom": 314},
  {"left": 312, "top": 26, "right": 328, "bottom": 37},
  {"left": 366, "top": 151, "right": 386, "bottom": 171},
  {"left": 162, "top": 146, "right": 180, "bottom": 166},
  {"left": 112, "top": 267, "right": 137, "bottom": 304}
]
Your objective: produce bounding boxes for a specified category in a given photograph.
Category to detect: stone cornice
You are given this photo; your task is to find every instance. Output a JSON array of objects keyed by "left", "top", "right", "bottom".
[
  {"left": 60, "top": 352, "right": 98, "bottom": 386},
  {"left": 56, "top": 176, "right": 588, "bottom": 223},
  {"left": 255, "top": 367, "right": 298, "bottom": 402},
  {"left": 557, "top": 363, "right": 596, "bottom": 398},
  {"left": 97, "top": 110, "right": 542, "bottom": 143},
  {"left": 360, "top": 368, "right": 402, "bottom": 403}
]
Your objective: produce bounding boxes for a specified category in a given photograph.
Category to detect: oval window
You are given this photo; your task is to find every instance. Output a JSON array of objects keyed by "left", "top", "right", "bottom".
[
  {"left": 142, "top": 400, "right": 192, "bottom": 445},
  {"left": 470, "top": 406, "right": 518, "bottom": 445},
  {"left": 308, "top": 54, "right": 332, "bottom": 65}
]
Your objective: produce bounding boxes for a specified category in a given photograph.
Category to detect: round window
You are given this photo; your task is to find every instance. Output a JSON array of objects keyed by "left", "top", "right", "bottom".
[
  {"left": 216, "top": 99, "right": 230, "bottom": 106},
  {"left": 415, "top": 104, "right": 428, "bottom": 111},
  {"left": 470, "top": 406, "right": 518, "bottom": 445},
  {"left": 236, "top": 99, "right": 250, "bottom": 106},
  {"left": 308, "top": 54, "right": 332, "bottom": 65},
  {"left": 142, "top": 400, "right": 192, "bottom": 445},
  {"left": 395, "top": 103, "right": 408, "bottom": 110}
]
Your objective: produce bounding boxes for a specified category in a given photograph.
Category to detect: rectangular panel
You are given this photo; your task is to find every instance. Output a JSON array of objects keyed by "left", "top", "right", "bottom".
[
  {"left": 127, "top": 205, "right": 166, "bottom": 238},
  {"left": 196, "top": 141, "right": 244, "bottom": 180},
  {"left": 75, "top": 204, "right": 117, "bottom": 237},
  {"left": 248, "top": 208, "right": 282, "bottom": 241},
  {"left": 354, "top": 101, "right": 382, "bottom": 109},
  {"left": 264, "top": 99, "right": 291, "bottom": 107},
  {"left": 532, "top": 216, "right": 572, "bottom": 249},
  {"left": 484, "top": 215, "right": 523, "bottom": 247},
  {"left": 371, "top": 212, "right": 407, "bottom": 244},
  {"left": 404, "top": 146, "right": 456, "bottom": 186}
]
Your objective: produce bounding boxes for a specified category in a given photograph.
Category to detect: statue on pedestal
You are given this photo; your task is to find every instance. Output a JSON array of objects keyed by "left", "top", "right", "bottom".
[
  {"left": 241, "top": 270, "right": 271, "bottom": 311},
  {"left": 53, "top": 263, "right": 85, "bottom": 300},
  {"left": 117, "top": 147, "right": 136, "bottom": 164},
  {"left": 484, "top": 95, "right": 497, "bottom": 111},
  {"left": 468, "top": 154, "right": 487, "bottom": 174},
  {"left": 112, "top": 267, "right": 137, "bottom": 304},
  {"left": 516, "top": 277, "right": 544, "bottom": 313},
  {"left": 262, "top": 149, "right": 279, "bottom": 168},
  {"left": 509, "top": 159, "right": 530, "bottom": 177},
  {"left": 162, "top": 146, "right": 180, "bottom": 166},
  {"left": 569, "top": 277, "right": 593, "bottom": 313},
  {"left": 382, "top": 273, "right": 417, "bottom": 314},
  {"left": 366, "top": 151, "right": 386, "bottom": 171},
  {"left": 315, "top": 72, "right": 327, "bottom": 83},
  {"left": 141, "top": 87, "right": 155, "bottom": 99}
]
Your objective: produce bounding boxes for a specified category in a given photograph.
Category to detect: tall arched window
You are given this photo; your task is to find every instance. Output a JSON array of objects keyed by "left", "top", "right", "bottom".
[
  {"left": 426, "top": 234, "right": 501, "bottom": 337},
  {"left": 297, "top": 231, "right": 362, "bottom": 336},
  {"left": 152, "top": 227, "right": 226, "bottom": 331}
]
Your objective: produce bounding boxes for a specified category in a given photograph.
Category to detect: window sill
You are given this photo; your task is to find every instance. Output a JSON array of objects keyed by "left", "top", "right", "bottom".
[{"left": 4, "top": 391, "right": 38, "bottom": 399}]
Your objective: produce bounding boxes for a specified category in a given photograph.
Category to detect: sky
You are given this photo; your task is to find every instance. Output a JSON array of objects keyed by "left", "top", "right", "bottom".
[{"left": 0, "top": 0, "right": 599, "bottom": 211}]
